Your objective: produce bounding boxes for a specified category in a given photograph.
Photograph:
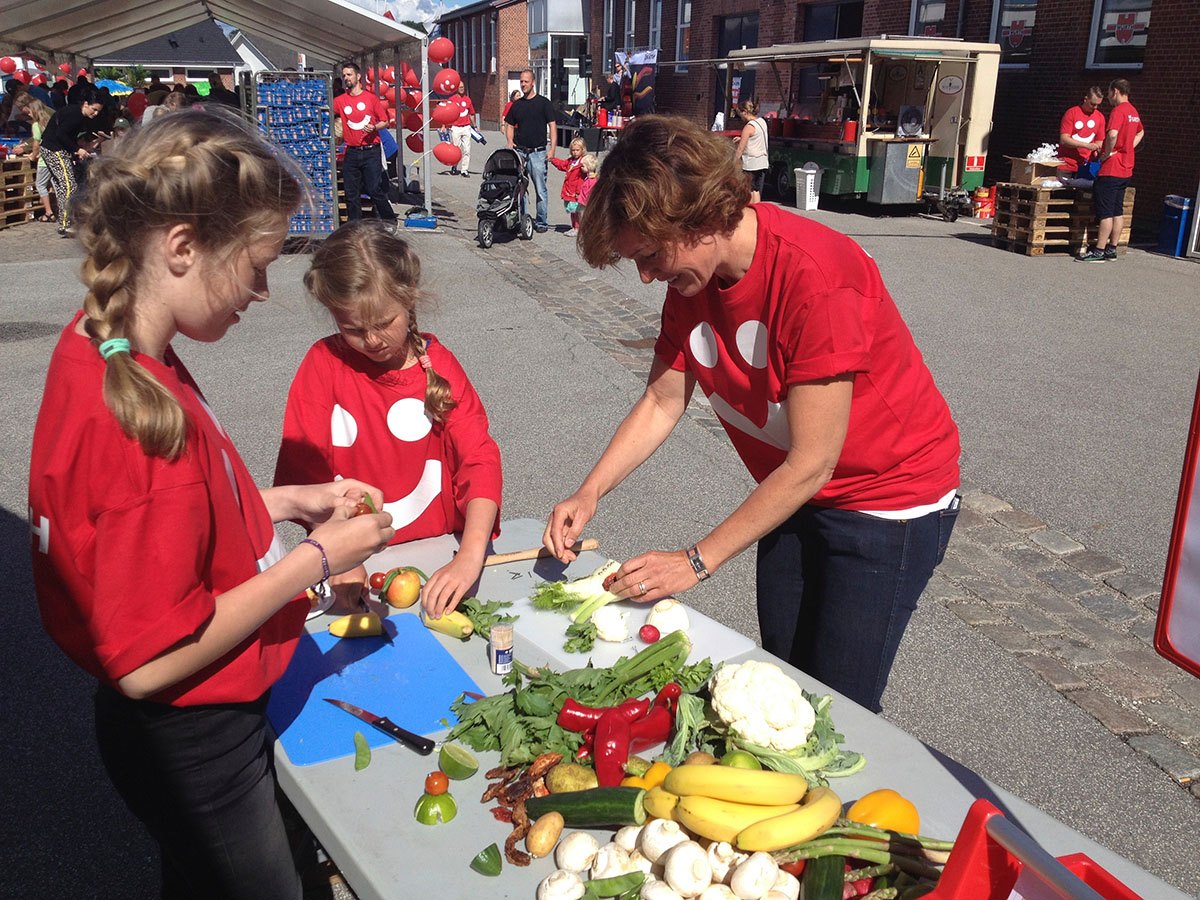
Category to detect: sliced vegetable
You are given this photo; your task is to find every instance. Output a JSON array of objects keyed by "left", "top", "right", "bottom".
[
  {"left": 353, "top": 731, "right": 371, "bottom": 771},
  {"left": 438, "top": 742, "right": 479, "bottom": 780},
  {"left": 524, "top": 786, "right": 647, "bottom": 828},
  {"left": 414, "top": 791, "right": 458, "bottom": 825},
  {"left": 470, "top": 843, "right": 503, "bottom": 876}
]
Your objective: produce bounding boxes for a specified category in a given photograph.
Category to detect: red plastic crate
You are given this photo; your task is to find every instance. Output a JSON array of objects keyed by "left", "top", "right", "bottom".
[{"left": 927, "top": 800, "right": 1141, "bottom": 900}]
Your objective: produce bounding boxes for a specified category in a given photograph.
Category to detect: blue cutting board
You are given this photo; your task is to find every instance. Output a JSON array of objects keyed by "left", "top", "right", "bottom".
[{"left": 268, "top": 612, "right": 480, "bottom": 766}]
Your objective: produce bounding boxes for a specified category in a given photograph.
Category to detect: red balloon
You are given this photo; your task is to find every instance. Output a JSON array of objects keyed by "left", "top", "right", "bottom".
[
  {"left": 382, "top": 66, "right": 395, "bottom": 83},
  {"left": 58, "top": 62, "right": 71, "bottom": 73},
  {"left": 405, "top": 90, "right": 423, "bottom": 110},
  {"left": 366, "top": 67, "right": 376, "bottom": 82},
  {"left": 0, "top": 57, "right": 15, "bottom": 75},
  {"left": 428, "top": 37, "right": 455, "bottom": 65},
  {"left": 403, "top": 111, "right": 423, "bottom": 132},
  {"left": 433, "top": 142, "right": 462, "bottom": 167},
  {"left": 13, "top": 69, "right": 30, "bottom": 84},
  {"left": 77, "top": 68, "right": 88, "bottom": 78},
  {"left": 433, "top": 68, "right": 460, "bottom": 96},
  {"left": 403, "top": 67, "right": 420, "bottom": 88},
  {"left": 31, "top": 74, "right": 47, "bottom": 86},
  {"left": 385, "top": 86, "right": 397, "bottom": 104},
  {"left": 405, "top": 133, "right": 424, "bottom": 153},
  {"left": 431, "top": 100, "right": 458, "bottom": 127},
  {"left": 387, "top": 107, "right": 397, "bottom": 126}
]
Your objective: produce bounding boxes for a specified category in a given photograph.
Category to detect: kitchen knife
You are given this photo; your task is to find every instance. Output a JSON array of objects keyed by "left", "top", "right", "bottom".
[{"left": 323, "top": 698, "right": 435, "bottom": 755}]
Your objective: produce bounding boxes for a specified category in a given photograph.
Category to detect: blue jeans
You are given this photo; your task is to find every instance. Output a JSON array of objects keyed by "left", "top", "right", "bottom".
[
  {"left": 516, "top": 146, "right": 549, "bottom": 227},
  {"left": 756, "top": 499, "right": 959, "bottom": 713},
  {"left": 94, "top": 685, "right": 302, "bottom": 900}
]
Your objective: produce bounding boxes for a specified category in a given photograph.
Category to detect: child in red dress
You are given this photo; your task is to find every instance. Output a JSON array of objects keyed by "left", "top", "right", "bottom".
[
  {"left": 551, "top": 137, "right": 587, "bottom": 235},
  {"left": 275, "top": 220, "right": 503, "bottom": 617}
]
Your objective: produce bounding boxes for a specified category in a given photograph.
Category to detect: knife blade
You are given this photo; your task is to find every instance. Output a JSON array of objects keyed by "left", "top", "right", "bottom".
[{"left": 324, "top": 698, "right": 434, "bottom": 755}]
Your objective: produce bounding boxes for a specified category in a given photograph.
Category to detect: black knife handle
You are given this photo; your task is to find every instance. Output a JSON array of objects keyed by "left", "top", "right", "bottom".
[{"left": 373, "top": 717, "right": 435, "bottom": 755}]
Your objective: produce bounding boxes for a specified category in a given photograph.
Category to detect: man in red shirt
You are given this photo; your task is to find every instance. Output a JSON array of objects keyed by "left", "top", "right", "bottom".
[
  {"left": 334, "top": 62, "right": 397, "bottom": 225},
  {"left": 1057, "top": 86, "right": 1105, "bottom": 181},
  {"left": 1079, "top": 78, "right": 1144, "bottom": 262},
  {"left": 449, "top": 82, "right": 477, "bottom": 177}
]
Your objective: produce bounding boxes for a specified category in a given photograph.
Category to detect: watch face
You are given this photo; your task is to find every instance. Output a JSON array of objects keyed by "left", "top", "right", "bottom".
[{"left": 938, "top": 75, "right": 964, "bottom": 95}]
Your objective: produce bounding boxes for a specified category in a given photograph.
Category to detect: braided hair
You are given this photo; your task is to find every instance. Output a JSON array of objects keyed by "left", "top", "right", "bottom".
[{"left": 75, "top": 107, "right": 306, "bottom": 459}]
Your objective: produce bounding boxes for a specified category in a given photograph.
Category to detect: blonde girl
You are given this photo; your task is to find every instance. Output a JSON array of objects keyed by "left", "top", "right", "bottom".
[
  {"left": 275, "top": 220, "right": 502, "bottom": 618},
  {"left": 551, "top": 136, "right": 588, "bottom": 235},
  {"left": 28, "top": 108, "right": 393, "bottom": 897},
  {"left": 14, "top": 95, "right": 55, "bottom": 221},
  {"left": 577, "top": 153, "right": 599, "bottom": 212}
]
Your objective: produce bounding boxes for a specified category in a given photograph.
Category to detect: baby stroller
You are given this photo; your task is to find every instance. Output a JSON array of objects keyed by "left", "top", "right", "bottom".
[{"left": 476, "top": 148, "right": 535, "bottom": 248}]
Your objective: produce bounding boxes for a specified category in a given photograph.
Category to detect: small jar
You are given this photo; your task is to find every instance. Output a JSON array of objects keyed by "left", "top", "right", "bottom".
[{"left": 488, "top": 623, "right": 514, "bottom": 676}]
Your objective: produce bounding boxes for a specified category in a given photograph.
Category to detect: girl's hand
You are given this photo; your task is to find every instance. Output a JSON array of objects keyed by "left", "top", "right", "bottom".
[
  {"left": 543, "top": 490, "right": 598, "bottom": 562},
  {"left": 605, "top": 550, "right": 697, "bottom": 604},
  {"left": 306, "top": 508, "right": 394, "bottom": 576},
  {"left": 269, "top": 480, "right": 384, "bottom": 527},
  {"left": 328, "top": 564, "right": 368, "bottom": 614},
  {"left": 421, "top": 552, "right": 483, "bottom": 618}
]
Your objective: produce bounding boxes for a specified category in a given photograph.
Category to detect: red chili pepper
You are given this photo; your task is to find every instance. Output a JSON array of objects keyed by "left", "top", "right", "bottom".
[
  {"left": 593, "top": 708, "right": 633, "bottom": 787},
  {"left": 629, "top": 705, "right": 673, "bottom": 753},
  {"left": 652, "top": 682, "right": 682, "bottom": 711},
  {"left": 575, "top": 744, "right": 592, "bottom": 761},
  {"left": 616, "top": 697, "right": 652, "bottom": 721},
  {"left": 557, "top": 698, "right": 608, "bottom": 732}
]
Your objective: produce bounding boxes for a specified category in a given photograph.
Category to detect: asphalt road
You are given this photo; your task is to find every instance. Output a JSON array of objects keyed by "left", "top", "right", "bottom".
[{"left": 2, "top": 135, "right": 1198, "bottom": 897}]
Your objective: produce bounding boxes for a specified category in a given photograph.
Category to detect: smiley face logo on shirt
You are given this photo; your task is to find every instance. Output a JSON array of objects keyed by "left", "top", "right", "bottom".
[
  {"left": 689, "top": 320, "right": 789, "bottom": 450},
  {"left": 1072, "top": 117, "right": 1099, "bottom": 145},
  {"left": 342, "top": 100, "right": 373, "bottom": 131}
]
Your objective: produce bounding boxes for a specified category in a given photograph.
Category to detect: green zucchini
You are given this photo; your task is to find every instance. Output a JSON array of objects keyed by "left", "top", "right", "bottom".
[
  {"left": 799, "top": 854, "right": 845, "bottom": 900},
  {"left": 524, "top": 786, "right": 646, "bottom": 827}
]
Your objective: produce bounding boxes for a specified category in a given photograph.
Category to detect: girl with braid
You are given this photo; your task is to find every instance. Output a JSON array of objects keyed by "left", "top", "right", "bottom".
[
  {"left": 27, "top": 109, "right": 394, "bottom": 899},
  {"left": 274, "top": 220, "right": 502, "bottom": 619}
]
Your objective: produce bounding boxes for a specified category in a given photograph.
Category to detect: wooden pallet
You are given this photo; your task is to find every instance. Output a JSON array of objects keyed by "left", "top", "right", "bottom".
[
  {"left": 1, "top": 158, "right": 38, "bottom": 230},
  {"left": 992, "top": 183, "right": 1134, "bottom": 256}
]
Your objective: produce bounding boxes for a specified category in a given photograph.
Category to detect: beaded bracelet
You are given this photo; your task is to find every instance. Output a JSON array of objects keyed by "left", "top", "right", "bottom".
[{"left": 300, "top": 538, "right": 331, "bottom": 593}]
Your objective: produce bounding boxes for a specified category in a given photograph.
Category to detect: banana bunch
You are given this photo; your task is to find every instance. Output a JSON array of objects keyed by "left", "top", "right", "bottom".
[{"left": 651, "top": 765, "right": 841, "bottom": 851}]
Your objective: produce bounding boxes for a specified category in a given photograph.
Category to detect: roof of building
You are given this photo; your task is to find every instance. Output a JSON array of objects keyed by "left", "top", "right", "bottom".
[
  {"left": 437, "top": 0, "right": 522, "bottom": 24},
  {"left": 95, "top": 21, "right": 242, "bottom": 67}
]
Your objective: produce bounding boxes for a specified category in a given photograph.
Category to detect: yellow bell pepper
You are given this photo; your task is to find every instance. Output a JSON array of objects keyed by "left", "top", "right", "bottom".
[
  {"left": 846, "top": 789, "right": 920, "bottom": 835},
  {"left": 621, "top": 774, "right": 651, "bottom": 789},
  {"left": 642, "top": 761, "right": 672, "bottom": 790}
]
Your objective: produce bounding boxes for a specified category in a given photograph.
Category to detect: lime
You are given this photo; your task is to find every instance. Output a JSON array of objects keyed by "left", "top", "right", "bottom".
[
  {"left": 414, "top": 791, "right": 458, "bottom": 825},
  {"left": 438, "top": 742, "right": 479, "bottom": 780},
  {"left": 469, "top": 843, "right": 503, "bottom": 877},
  {"left": 720, "top": 750, "right": 763, "bottom": 770}
]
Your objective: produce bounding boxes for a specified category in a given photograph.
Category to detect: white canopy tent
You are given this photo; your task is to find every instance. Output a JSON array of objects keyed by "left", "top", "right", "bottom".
[{"left": 0, "top": 0, "right": 438, "bottom": 217}]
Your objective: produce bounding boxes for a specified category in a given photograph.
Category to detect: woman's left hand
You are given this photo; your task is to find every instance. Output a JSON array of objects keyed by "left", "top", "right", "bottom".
[
  {"left": 421, "top": 553, "right": 483, "bottom": 618},
  {"left": 265, "top": 480, "right": 384, "bottom": 527},
  {"left": 607, "top": 550, "right": 698, "bottom": 603}
]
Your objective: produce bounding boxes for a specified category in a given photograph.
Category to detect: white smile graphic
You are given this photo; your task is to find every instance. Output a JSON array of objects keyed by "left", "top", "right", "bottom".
[
  {"left": 1076, "top": 131, "right": 1096, "bottom": 143},
  {"left": 708, "top": 394, "right": 789, "bottom": 450},
  {"left": 382, "top": 459, "right": 443, "bottom": 529}
]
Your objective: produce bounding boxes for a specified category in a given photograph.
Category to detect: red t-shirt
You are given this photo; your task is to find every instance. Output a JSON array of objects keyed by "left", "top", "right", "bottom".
[
  {"left": 551, "top": 155, "right": 585, "bottom": 201},
  {"left": 1098, "top": 101, "right": 1143, "bottom": 179},
  {"left": 452, "top": 95, "right": 476, "bottom": 128},
  {"left": 125, "top": 90, "right": 148, "bottom": 122},
  {"left": 28, "top": 315, "right": 307, "bottom": 706},
  {"left": 274, "top": 333, "right": 502, "bottom": 543},
  {"left": 334, "top": 90, "right": 389, "bottom": 147},
  {"left": 653, "top": 203, "right": 960, "bottom": 510},
  {"left": 1057, "top": 105, "right": 1105, "bottom": 173}
]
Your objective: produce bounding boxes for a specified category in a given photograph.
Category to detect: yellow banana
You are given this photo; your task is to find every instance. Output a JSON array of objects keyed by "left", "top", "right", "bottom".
[
  {"left": 643, "top": 786, "right": 680, "bottom": 820},
  {"left": 675, "top": 795, "right": 801, "bottom": 843},
  {"left": 663, "top": 764, "right": 809, "bottom": 805},
  {"left": 328, "top": 612, "right": 383, "bottom": 638},
  {"left": 421, "top": 609, "right": 475, "bottom": 639},
  {"left": 734, "top": 786, "right": 842, "bottom": 852}
]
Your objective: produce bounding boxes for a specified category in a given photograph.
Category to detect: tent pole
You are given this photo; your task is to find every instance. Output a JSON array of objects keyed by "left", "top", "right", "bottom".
[{"left": 422, "top": 37, "right": 431, "bottom": 217}]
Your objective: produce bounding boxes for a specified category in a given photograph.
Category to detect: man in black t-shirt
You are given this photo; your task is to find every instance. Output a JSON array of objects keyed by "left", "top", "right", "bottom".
[
  {"left": 206, "top": 72, "right": 241, "bottom": 109},
  {"left": 504, "top": 69, "right": 557, "bottom": 232}
]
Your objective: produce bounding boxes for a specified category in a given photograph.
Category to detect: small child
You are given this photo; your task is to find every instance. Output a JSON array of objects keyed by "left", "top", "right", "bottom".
[
  {"left": 577, "top": 153, "right": 599, "bottom": 211},
  {"left": 551, "top": 137, "right": 587, "bottom": 235},
  {"left": 275, "top": 220, "right": 503, "bottom": 618}
]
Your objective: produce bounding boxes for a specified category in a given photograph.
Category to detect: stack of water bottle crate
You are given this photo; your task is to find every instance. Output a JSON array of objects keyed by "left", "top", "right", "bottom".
[{"left": 253, "top": 72, "right": 337, "bottom": 236}]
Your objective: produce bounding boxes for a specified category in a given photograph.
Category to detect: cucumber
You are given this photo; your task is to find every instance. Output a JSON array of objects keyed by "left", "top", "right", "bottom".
[
  {"left": 524, "top": 786, "right": 646, "bottom": 827},
  {"left": 799, "top": 854, "right": 845, "bottom": 900}
]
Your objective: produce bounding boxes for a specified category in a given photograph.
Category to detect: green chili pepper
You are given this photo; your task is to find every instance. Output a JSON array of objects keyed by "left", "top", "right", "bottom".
[
  {"left": 587, "top": 871, "right": 646, "bottom": 897},
  {"left": 353, "top": 731, "right": 371, "bottom": 771}
]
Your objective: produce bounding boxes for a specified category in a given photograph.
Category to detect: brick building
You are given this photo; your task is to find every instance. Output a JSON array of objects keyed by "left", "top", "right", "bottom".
[{"left": 584, "top": 0, "right": 1198, "bottom": 230}]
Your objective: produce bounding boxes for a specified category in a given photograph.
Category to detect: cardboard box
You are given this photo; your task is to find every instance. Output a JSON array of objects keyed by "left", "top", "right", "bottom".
[{"left": 1004, "top": 155, "right": 1063, "bottom": 185}]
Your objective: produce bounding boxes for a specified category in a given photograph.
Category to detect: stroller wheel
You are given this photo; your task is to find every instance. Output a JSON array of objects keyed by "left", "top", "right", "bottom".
[
  {"left": 477, "top": 219, "right": 495, "bottom": 249},
  {"left": 519, "top": 215, "right": 534, "bottom": 241}
]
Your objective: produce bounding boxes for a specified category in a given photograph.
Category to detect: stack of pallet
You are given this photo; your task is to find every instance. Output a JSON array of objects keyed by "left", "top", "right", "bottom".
[
  {"left": 1, "top": 157, "right": 37, "bottom": 231},
  {"left": 991, "top": 183, "right": 1135, "bottom": 256}
]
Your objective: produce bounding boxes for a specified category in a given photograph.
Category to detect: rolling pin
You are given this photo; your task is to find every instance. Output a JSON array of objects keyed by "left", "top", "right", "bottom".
[{"left": 482, "top": 538, "right": 599, "bottom": 567}]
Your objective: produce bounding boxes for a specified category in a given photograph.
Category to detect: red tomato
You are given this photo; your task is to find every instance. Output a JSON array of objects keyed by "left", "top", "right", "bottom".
[
  {"left": 780, "top": 860, "right": 806, "bottom": 878},
  {"left": 368, "top": 572, "right": 387, "bottom": 591},
  {"left": 602, "top": 572, "right": 618, "bottom": 591},
  {"left": 424, "top": 771, "right": 449, "bottom": 795},
  {"left": 353, "top": 501, "right": 373, "bottom": 517}
]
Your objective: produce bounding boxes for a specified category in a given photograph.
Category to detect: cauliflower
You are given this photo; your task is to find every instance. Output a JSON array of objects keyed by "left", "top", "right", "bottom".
[{"left": 708, "top": 661, "right": 815, "bottom": 751}]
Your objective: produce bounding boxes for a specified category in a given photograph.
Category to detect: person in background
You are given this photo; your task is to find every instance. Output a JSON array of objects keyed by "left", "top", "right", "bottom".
[
  {"left": 1079, "top": 79, "right": 1144, "bottom": 263},
  {"left": 545, "top": 116, "right": 961, "bottom": 715},
  {"left": 504, "top": 69, "right": 557, "bottom": 234},
  {"left": 40, "top": 86, "right": 105, "bottom": 237},
  {"left": 67, "top": 73, "right": 91, "bottom": 105},
  {"left": 733, "top": 97, "right": 769, "bottom": 204},
  {"left": 501, "top": 88, "right": 520, "bottom": 143},
  {"left": 275, "top": 220, "right": 502, "bottom": 619},
  {"left": 576, "top": 153, "right": 598, "bottom": 212},
  {"left": 449, "top": 81, "right": 477, "bottom": 177},
  {"left": 206, "top": 72, "right": 241, "bottom": 109},
  {"left": 50, "top": 78, "right": 69, "bottom": 109},
  {"left": 142, "top": 89, "right": 184, "bottom": 126},
  {"left": 602, "top": 72, "right": 622, "bottom": 114},
  {"left": 125, "top": 85, "right": 148, "bottom": 122},
  {"left": 11, "top": 94, "right": 56, "bottom": 222},
  {"left": 550, "top": 136, "right": 587, "bottom": 236},
  {"left": 333, "top": 61, "right": 397, "bottom": 227},
  {"left": 1057, "top": 87, "right": 1105, "bottom": 183},
  {"left": 28, "top": 107, "right": 394, "bottom": 900}
]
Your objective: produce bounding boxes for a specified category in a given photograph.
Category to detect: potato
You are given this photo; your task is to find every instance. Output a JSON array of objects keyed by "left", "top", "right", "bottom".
[
  {"left": 684, "top": 751, "right": 718, "bottom": 766},
  {"left": 526, "top": 811, "right": 565, "bottom": 858}
]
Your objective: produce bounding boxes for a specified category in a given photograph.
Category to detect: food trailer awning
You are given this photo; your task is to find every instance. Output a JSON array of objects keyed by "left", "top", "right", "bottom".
[
  {"left": 0, "top": 0, "right": 423, "bottom": 64},
  {"left": 687, "top": 36, "right": 1000, "bottom": 68}
]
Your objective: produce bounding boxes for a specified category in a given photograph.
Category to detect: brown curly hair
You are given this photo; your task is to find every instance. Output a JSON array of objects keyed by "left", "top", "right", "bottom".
[
  {"left": 304, "top": 220, "right": 456, "bottom": 424},
  {"left": 577, "top": 115, "right": 750, "bottom": 268}
]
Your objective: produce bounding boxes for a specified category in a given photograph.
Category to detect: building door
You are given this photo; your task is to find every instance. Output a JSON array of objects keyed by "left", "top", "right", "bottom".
[{"left": 714, "top": 13, "right": 759, "bottom": 120}]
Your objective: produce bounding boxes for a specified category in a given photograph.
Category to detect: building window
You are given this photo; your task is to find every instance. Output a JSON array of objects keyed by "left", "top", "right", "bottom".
[
  {"left": 804, "top": 1, "right": 864, "bottom": 40},
  {"left": 491, "top": 15, "right": 498, "bottom": 73},
  {"left": 1088, "top": 0, "right": 1151, "bottom": 68},
  {"left": 474, "top": 17, "right": 481, "bottom": 74},
  {"left": 991, "top": 0, "right": 1037, "bottom": 65},
  {"left": 624, "top": 0, "right": 637, "bottom": 49},
  {"left": 909, "top": 0, "right": 946, "bottom": 36},
  {"left": 603, "top": 0, "right": 615, "bottom": 70},
  {"left": 649, "top": 0, "right": 663, "bottom": 48},
  {"left": 676, "top": 0, "right": 692, "bottom": 71}
]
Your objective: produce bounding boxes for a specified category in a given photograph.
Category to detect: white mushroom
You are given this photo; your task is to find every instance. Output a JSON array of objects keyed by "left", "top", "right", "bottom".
[
  {"left": 592, "top": 843, "right": 634, "bottom": 880},
  {"left": 555, "top": 831, "right": 600, "bottom": 873},
  {"left": 729, "top": 852, "right": 780, "bottom": 900},
  {"left": 762, "top": 892, "right": 792, "bottom": 900},
  {"left": 537, "top": 868, "right": 586, "bottom": 900},
  {"left": 662, "top": 840, "right": 713, "bottom": 898},
  {"left": 615, "top": 824, "right": 645, "bottom": 854},
  {"left": 769, "top": 869, "right": 800, "bottom": 900},
  {"left": 628, "top": 849, "right": 655, "bottom": 876},
  {"left": 638, "top": 818, "right": 690, "bottom": 864},
  {"left": 705, "top": 841, "right": 744, "bottom": 884},
  {"left": 641, "top": 880, "right": 684, "bottom": 900},
  {"left": 698, "top": 886, "right": 738, "bottom": 900}
]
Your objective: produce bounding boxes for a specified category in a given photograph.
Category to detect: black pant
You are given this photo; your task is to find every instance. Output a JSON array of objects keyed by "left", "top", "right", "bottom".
[
  {"left": 94, "top": 685, "right": 302, "bottom": 900},
  {"left": 342, "top": 145, "right": 396, "bottom": 221}
]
